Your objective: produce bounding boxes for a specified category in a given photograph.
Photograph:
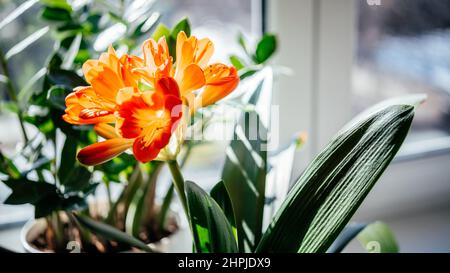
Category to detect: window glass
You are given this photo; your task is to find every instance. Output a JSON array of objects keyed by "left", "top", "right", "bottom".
[{"left": 353, "top": 0, "right": 450, "bottom": 141}]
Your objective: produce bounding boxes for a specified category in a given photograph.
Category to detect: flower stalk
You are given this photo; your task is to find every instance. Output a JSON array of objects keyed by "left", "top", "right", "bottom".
[{"left": 167, "top": 159, "right": 189, "bottom": 219}]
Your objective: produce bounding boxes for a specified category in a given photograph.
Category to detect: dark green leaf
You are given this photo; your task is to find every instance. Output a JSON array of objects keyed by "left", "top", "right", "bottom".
[
  {"left": 256, "top": 103, "right": 416, "bottom": 253},
  {"left": 210, "top": 180, "right": 236, "bottom": 230},
  {"left": 62, "top": 33, "right": 82, "bottom": 69},
  {"left": 61, "top": 166, "right": 92, "bottom": 193},
  {"left": 239, "top": 67, "right": 259, "bottom": 80},
  {"left": 221, "top": 72, "right": 272, "bottom": 252},
  {"left": 41, "top": 6, "right": 71, "bottom": 21},
  {"left": 158, "top": 183, "right": 174, "bottom": 232},
  {"left": 3, "top": 178, "right": 56, "bottom": 205},
  {"left": 171, "top": 17, "right": 191, "bottom": 38},
  {"left": 73, "top": 214, "right": 154, "bottom": 252},
  {"left": 41, "top": 0, "right": 72, "bottom": 12},
  {"left": 58, "top": 135, "right": 77, "bottom": 183},
  {"left": 125, "top": 162, "right": 162, "bottom": 237},
  {"left": 357, "top": 221, "right": 399, "bottom": 253},
  {"left": 185, "top": 181, "right": 238, "bottom": 253},
  {"left": 47, "top": 85, "right": 70, "bottom": 111},
  {"left": 254, "top": 34, "right": 277, "bottom": 64},
  {"left": 222, "top": 111, "right": 267, "bottom": 252},
  {"left": 327, "top": 223, "right": 367, "bottom": 253},
  {"left": 34, "top": 194, "right": 86, "bottom": 218},
  {"left": 47, "top": 69, "right": 87, "bottom": 89}
]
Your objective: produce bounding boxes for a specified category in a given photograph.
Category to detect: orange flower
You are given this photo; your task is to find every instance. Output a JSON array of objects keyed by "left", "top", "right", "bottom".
[
  {"left": 76, "top": 77, "right": 182, "bottom": 165},
  {"left": 136, "top": 32, "right": 239, "bottom": 112},
  {"left": 64, "top": 30, "right": 240, "bottom": 166},
  {"left": 63, "top": 46, "right": 144, "bottom": 125},
  {"left": 194, "top": 63, "right": 239, "bottom": 110},
  {"left": 133, "top": 37, "right": 173, "bottom": 84}
]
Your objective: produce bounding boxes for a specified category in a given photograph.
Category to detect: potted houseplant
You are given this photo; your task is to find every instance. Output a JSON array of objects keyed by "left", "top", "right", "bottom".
[{"left": 1, "top": 0, "right": 424, "bottom": 253}]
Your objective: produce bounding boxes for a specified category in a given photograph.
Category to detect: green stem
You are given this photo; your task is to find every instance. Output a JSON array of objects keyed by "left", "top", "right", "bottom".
[
  {"left": 105, "top": 180, "right": 113, "bottom": 211},
  {"left": 0, "top": 46, "right": 29, "bottom": 143},
  {"left": 167, "top": 160, "right": 189, "bottom": 219},
  {"left": 157, "top": 144, "right": 193, "bottom": 231}
]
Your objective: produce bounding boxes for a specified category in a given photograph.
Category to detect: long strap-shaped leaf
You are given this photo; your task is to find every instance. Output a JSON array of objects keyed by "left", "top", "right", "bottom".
[
  {"left": 256, "top": 104, "right": 414, "bottom": 253},
  {"left": 185, "top": 181, "right": 238, "bottom": 253}
]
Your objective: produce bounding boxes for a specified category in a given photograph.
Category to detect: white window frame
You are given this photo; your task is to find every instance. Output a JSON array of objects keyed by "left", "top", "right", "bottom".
[{"left": 267, "top": 0, "right": 450, "bottom": 220}]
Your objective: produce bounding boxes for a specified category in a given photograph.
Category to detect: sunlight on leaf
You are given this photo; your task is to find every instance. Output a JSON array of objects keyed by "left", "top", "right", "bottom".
[
  {"left": 0, "top": 0, "right": 39, "bottom": 31},
  {"left": 5, "top": 26, "right": 49, "bottom": 60}
]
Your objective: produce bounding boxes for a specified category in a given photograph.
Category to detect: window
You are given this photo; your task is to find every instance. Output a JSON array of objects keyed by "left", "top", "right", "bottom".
[
  {"left": 354, "top": 0, "right": 450, "bottom": 143},
  {"left": 267, "top": 0, "right": 450, "bottom": 252},
  {"left": 155, "top": 0, "right": 261, "bottom": 62}
]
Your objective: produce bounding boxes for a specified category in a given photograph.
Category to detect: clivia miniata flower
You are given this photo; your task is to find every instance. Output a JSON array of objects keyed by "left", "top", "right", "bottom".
[{"left": 63, "top": 31, "right": 239, "bottom": 165}]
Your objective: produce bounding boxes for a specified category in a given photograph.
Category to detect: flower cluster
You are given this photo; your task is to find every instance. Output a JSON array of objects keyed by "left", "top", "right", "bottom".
[{"left": 63, "top": 32, "right": 239, "bottom": 165}]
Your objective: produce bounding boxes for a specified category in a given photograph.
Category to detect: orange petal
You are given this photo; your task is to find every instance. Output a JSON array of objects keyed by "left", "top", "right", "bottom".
[
  {"left": 195, "top": 64, "right": 239, "bottom": 108},
  {"left": 195, "top": 38, "right": 214, "bottom": 69},
  {"left": 119, "top": 54, "right": 144, "bottom": 87},
  {"left": 94, "top": 123, "right": 119, "bottom": 139},
  {"left": 99, "top": 46, "right": 120, "bottom": 74},
  {"left": 142, "top": 37, "right": 172, "bottom": 76},
  {"left": 133, "top": 134, "right": 163, "bottom": 163},
  {"left": 155, "top": 77, "right": 181, "bottom": 98},
  {"left": 63, "top": 86, "right": 116, "bottom": 125},
  {"left": 178, "top": 64, "right": 205, "bottom": 96},
  {"left": 176, "top": 31, "right": 188, "bottom": 65},
  {"left": 77, "top": 138, "right": 133, "bottom": 166}
]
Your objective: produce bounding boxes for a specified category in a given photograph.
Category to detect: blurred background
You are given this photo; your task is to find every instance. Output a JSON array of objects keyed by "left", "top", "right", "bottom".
[{"left": 1, "top": 0, "right": 450, "bottom": 252}]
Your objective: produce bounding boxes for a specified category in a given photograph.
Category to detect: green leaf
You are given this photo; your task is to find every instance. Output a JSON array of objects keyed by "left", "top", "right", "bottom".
[
  {"left": 158, "top": 183, "right": 174, "bottom": 232},
  {"left": 2, "top": 178, "right": 56, "bottom": 205},
  {"left": 18, "top": 68, "right": 47, "bottom": 106},
  {"left": 169, "top": 18, "right": 191, "bottom": 60},
  {"left": 58, "top": 135, "right": 77, "bottom": 184},
  {"left": 171, "top": 17, "right": 191, "bottom": 38},
  {"left": 185, "top": 181, "right": 238, "bottom": 253},
  {"left": 220, "top": 72, "right": 272, "bottom": 252},
  {"left": 61, "top": 33, "right": 82, "bottom": 69},
  {"left": 221, "top": 111, "right": 267, "bottom": 252},
  {"left": 238, "top": 67, "right": 259, "bottom": 80},
  {"left": 41, "top": 6, "right": 71, "bottom": 21},
  {"left": 256, "top": 103, "right": 416, "bottom": 253},
  {"left": 357, "top": 221, "right": 399, "bottom": 253},
  {"left": 47, "top": 69, "right": 87, "bottom": 89},
  {"left": 254, "top": 34, "right": 277, "bottom": 64},
  {"left": 61, "top": 166, "right": 92, "bottom": 193},
  {"left": 210, "top": 180, "right": 236, "bottom": 231},
  {"left": 327, "top": 223, "right": 367, "bottom": 253},
  {"left": 47, "top": 85, "right": 70, "bottom": 110},
  {"left": 35, "top": 195, "right": 86, "bottom": 218},
  {"left": 229, "top": 55, "right": 245, "bottom": 71},
  {"left": 5, "top": 26, "right": 49, "bottom": 60},
  {"left": 41, "top": 0, "right": 72, "bottom": 12},
  {"left": 237, "top": 32, "right": 249, "bottom": 55},
  {"left": 73, "top": 214, "right": 154, "bottom": 252},
  {"left": 125, "top": 162, "right": 162, "bottom": 238},
  {"left": 0, "top": 153, "right": 21, "bottom": 179},
  {"left": 0, "top": 0, "right": 39, "bottom": 30},
  {"left": 152, "top": 23, "right": 170, "bottom": 41}
]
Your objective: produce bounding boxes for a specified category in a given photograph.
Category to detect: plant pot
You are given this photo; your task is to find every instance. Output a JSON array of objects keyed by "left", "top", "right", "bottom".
[{"left": 21, "top": 209, "right": 192, "bottom": 253}]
